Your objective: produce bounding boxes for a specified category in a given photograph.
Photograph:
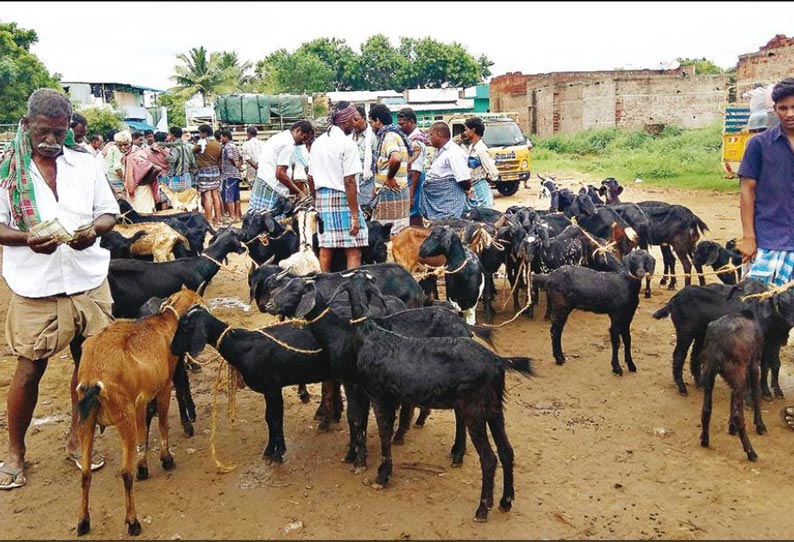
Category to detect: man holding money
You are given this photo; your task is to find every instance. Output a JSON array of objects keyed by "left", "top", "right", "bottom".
[{"left": 0, "top": 88, "right": 120, "bottom": 490}]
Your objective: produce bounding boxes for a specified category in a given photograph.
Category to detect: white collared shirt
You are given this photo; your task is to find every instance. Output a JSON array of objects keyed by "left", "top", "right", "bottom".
[
  {"left": 408, "top": 128, "right": 427, "bottom": 173},
  {"left": 309, "top": 126, "right": 363, "bottom": 192},
  {"left": 256, "top": 130, "right": 296, "bottom": 196},
  {"left": 0, "top": 148, "right": 120, "bottom": 298},
  {"left": 427, "top": 140, "right": 471, "bottom": 183}
]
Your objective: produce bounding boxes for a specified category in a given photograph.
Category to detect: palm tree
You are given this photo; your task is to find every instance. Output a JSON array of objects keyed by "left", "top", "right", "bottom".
[
  {"left": 213, "top": 50, "right": 254, "bottom": 86},
  {"left": 170, "top": 46, "right": 239, "bottom": 106}
]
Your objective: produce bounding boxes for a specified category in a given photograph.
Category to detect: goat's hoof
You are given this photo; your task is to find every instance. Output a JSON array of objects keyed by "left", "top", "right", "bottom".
[
  {"left": 667, "top": 283, "right": 676, "bottom": 291},
  {"left": 763, "top": 392, "right": 774, "bottom": 402},
  {"left": 352, "top": 465, "right": 367, "bottom": 475},
  {"left": 371, "top": 482, "right": 385, "bottom": 490},
  {"left": 392, "top": 435, "right": 405, "bottom": 445},
  {"left": 757, "top": 424, "right": 768, "bottom": 435},
  {"left": 659, "top": 277, "right": 668, "bottom": 285},
  {"left": 747, "top": 451, "right": 758, "bottom": 462},
  {"left": 374, "top": 474, "right": 390, "bottom": 488},
  {"left": 700, "top": 439, "right": 709, "bottom": 448},
  {"left": 499, "top": 497, "right": 513, "bottom": 512},
  {"left": 298, "top": 392, "right": 311, "bottom": 404},
  {"left": 136, "top": 465, "right": 149, "bottom": 480},
  {"left": 182, "top": 423, "right": 194, "bottom": 438},
  {"left": 451, "top": 455, "right": 464, "bottom": 468},
  {"left": 554, "top": 358, "right": 566, "bottom": 366},
  {"left": 414, "top": 420, "right": 425, "bottom": 428},
  {"left": 474, "top": 504, "right": 489, "bottom": 523},
  {"left": 127, "top": 519, "right": 142, "bottom": 536},
  {"left": 76, "top": 519, "right": 90, "bottom": 536},
  {"left": 317, "top": 421, "right": 330, "bottom": 432},
  {"left": 612, "top": 368, "right": 624, "bottom": 376},
  {"left": 342, "top": 450, "right": 356, "bottom": 463},
  {"left": 161, "top": 455, "right": 175, "bottom": 471},
  {"left": 267, "top": 454, "right": 284, "bottom": 465},
  {"left": 775, "top": 389, "right": 785, "bottom": 399},
  {"left": 644, "top": 292, "right": 651, "bottom": 299},
  {"left": 677, "top": 385, "right": 688, "bottom": 397},
  {"left": 627, "top": 364, "right": 637, "bottom": 373}
]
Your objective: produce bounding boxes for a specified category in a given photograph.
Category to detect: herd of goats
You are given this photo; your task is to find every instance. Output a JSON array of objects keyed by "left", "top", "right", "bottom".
[{"left": 67, "top": 175, "right": 787, "bottom": 536}]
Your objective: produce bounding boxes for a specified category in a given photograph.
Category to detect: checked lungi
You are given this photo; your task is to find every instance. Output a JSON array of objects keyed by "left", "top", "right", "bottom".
[
  {"left": 372, "top": 184, "right": 411, "bottom": 234},
  {"left": 159, "top": 172, "right": 193, "bottom": 192},
  {"left": 196, "top": 165, "right": 221, "bottom": 192},
  {"left": 315, "top": 187, "right": 368, "bottom": 248},
  {"left": 465, "top": 178, "right": 494, "bottom": 210},
  {"left": 420, "top": 175, "right": 467, "bottom": 220},
  {"left": 746, "top": 248, "right": 794, "bottom": 287},
  {"left": 249, "top": 179, "right": 286, "bottom": 213}
]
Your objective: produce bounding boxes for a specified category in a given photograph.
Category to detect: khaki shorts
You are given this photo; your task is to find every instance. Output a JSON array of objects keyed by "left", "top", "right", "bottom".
[{"left": 5, "top": 280, "right": 114, "bottom": 361}]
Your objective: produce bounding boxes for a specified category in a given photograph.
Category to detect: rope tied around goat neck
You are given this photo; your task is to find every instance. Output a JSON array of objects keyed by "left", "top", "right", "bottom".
[
  {"left": 414, "top": 258, "right": 469, "bottom": 281},
  {"left": 201, "top": 248, "right": 249, "bottom": 277},
  {"left": 568, "top": 217, "right": 618, "bottom": 258},
  {"left": 739, "top": 279, "right": 794, "bottom": 302}
]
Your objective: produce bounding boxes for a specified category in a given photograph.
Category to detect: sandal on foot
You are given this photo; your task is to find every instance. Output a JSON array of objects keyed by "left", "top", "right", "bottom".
[
  {"left": 781, "top": 406, "right": 794, "bottom": 431},
  {"left": 69, "top": 449, "right": 105, "bottom": 471},
  {"left": 0, "top": 462, "right": 27, "bottom": 490}
]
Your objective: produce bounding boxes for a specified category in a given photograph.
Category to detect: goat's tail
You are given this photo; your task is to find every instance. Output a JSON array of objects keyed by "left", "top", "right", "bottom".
[
  {"left": 505, "top": 357, "right": 535, "bottom": 378},
  {"left": 652, "top": 304, "right": 671, "bottom": 320},
  {"left": 76, "top": 382, "right": 104, "bottom": 421},
  {"left": 468, "top": 324, "right": 495, "bottom": 347}
]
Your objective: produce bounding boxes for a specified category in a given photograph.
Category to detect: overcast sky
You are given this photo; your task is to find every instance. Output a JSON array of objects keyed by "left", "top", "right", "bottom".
[{"left": 4, "top": 1, "right": 793, "bottom": 91}]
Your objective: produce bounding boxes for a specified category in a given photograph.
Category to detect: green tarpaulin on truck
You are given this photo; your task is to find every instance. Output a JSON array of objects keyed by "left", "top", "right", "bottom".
[{"left": 214, "top": 94, "right": 306, "bottom": 124}]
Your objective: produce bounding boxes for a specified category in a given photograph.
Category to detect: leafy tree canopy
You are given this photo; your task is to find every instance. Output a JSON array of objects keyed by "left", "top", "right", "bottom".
[
  {"left": 676, "top": 57, "right": 724, "bottom": 75},
  {"left": 0, "top": 20, "right": 61, "bottom": 123}
]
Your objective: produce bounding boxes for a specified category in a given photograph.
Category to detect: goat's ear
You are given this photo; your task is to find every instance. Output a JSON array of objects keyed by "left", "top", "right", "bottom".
[
  {"left": 597, "top": 185, "right": 607, "bottom": 196},
  {"left": 295, "top": 282, "right": 317, "bottom": 318},
  {"left": 382, "top": 222, "right": 393, "bottom": 238},
  {"left": 616, "top": 186, "right": 624, "bottom": 195}
]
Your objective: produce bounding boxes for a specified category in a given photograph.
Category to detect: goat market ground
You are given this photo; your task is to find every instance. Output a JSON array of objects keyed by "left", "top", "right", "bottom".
[{"left": 2, "top": 174, "right": 792, "bottom": 541}]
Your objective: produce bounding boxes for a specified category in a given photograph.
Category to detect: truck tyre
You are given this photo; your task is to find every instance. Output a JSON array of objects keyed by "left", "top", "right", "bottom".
[{"left": 496, "top": 181, "right": 520, "bottom": 197}]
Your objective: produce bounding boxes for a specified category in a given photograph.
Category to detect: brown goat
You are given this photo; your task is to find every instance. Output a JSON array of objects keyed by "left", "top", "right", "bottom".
[
  {"left": 74, "top": 288, "right": 205, "bottom": 536},
  {"left": 391, "top": 226, "right": 446, "bottom": 272},
  {"left": 700, "top": 312, "right": 767, "bottom": 462},
  {"left": 114, "top": 222, "right": 190, "bottom": 262}
]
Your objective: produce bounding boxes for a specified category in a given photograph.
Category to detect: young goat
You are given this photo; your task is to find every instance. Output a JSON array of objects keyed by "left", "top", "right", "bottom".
[
  {"left": 536, "top": 250, "right": 656, "bottom": 375},
  {"left": 693, "top": 240, "right": 743, "bottom": 285},
  {"left": 171, "top": 305, "right": 331, "bottom": 463},
  {"left": 699, "top": 311, "right": 766, "bottom": 461},
  {"left": 419, "top": 225, "right": 485, "bottom": 325},
  {"left": 74, "top": 288, "right": 205, "bottom": 536},
  {"left": 338, "top": 271, "right": 533, "bottom": 522}
]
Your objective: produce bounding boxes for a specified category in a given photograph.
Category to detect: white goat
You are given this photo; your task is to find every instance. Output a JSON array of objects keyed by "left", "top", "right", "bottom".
[{"left": 278, "top": 209, "right": 321, "bottom": 276}]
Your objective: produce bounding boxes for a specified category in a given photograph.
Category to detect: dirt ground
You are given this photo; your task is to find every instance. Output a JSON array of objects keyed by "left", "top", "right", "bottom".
[{"left": 2, "top": 174, "right": 792, "bottom": 540}]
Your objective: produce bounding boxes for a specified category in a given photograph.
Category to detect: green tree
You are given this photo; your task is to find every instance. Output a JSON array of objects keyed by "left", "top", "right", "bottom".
[
  {"left": 253, "top": 49, "right": 334, "bottom": 93},
  {"left": 0, "top": 21, "right": 61, "bottom": 123},
  {"left": 296, "top": 38, "right": 359, "bottom": 90},
  {"left": 79, "top": 106, "right": 124, "bottom": 138},
  {"left": 355, "top": 34, "right": 407, "bottom": 90},
  {"left": 213, "top": 50, "right": 254, "bottom": 85},
  {"left": 170, "top": 46, "right": 239, "bottom": 106},
  {"left": 397, "top": 37, "right": 491, "bottom": 89},
  {"left": 676, "top": 57, "right": 724, "bottom": 75},
  {"left": 155, "top": 92, "right": 186, "bottom": 128}
]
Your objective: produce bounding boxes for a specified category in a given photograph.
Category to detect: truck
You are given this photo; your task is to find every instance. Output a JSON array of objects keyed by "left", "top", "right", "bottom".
[
  {"left": 721, "top": 105, "right": 751, "bottom": 178},
  {"left": 444, "top": 112, "right": 532, "bottom": 196}
]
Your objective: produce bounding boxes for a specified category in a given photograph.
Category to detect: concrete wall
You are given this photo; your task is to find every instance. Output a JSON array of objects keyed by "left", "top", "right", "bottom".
[
  {"left": 491, "top": 68, "right": 728, "bottom": 136},
  {"left": 735, "top": 35, "right": 794, "bottom": 96}
]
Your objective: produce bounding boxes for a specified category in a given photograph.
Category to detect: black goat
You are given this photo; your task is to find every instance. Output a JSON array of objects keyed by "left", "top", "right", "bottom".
[
  {"left": 699, "top": 311, "right": 766, "bottom": 462},
  {"left": 598, "top": 177, "right": 623, "bottom": 204},
  {"left": 568, "top": 195, "right": 638, "bottom": 258},
  {"left": 693, "top": 240, "right": 743, "bottom": 285},
  {"left": 108, "top": 228, "right": 246, "bottom": 317},
  {"left": 578, "top": 185, "right": 605, "bottom": 206},
  {"left": 100, "top": 231, "right": 147, "bottom": 259},
  {"left": 264, "top": 270, "right": 495, "bottom": 469},
  {"left": 339, "top": 271, "right": 532, "bottom": 522},
  {"left": 419, "top": 225, "right": 485, "bottom": 325},
  {"left": 636, "top": 201, "right": 709, "bottom": 291},
  {"left": 117, "top": 199, "right": 215, "bottom": 256},
  {"left": 241, "top": 209, "right": 299, "bottom": 266},
  {"left": 538, "top": 176, "right": 575, "bottom": 214},
  {"left": 652, "top": 279, "right": 794, "bottom": 399},
  {"left": 536, "top": 250, "right": 656, "bottom": 375},
  {"left": 171, "top": 306, "right": 331, "bottom": 463}
]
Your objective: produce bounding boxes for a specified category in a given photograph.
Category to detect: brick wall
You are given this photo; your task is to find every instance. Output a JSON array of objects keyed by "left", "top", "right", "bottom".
[
  {"left": 491, "top": 68, "right": 728, "bottom": 136},
  {"left": 735, "top": 35, "right": 794, "bottom": 95}
]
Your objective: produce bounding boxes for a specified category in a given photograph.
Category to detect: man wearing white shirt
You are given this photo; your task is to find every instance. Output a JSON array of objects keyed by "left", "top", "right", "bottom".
[
  {"left": 308, "top": 101, "right": 366, "bottom": 271},
  {"left": 241, "top": 126, "right": 264, "bottom": 187},
  {"left": 420, "top": 121, "right": 472, "bottom": 220},
  {"left": 351, "top": 106, "right": 375, "bottom": 208},
  {"left": 0, "top": 89, "right": 120, "bottom": 491},
  {"left": 249, "top": 121, "right": 314, "bottom": 214}
]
